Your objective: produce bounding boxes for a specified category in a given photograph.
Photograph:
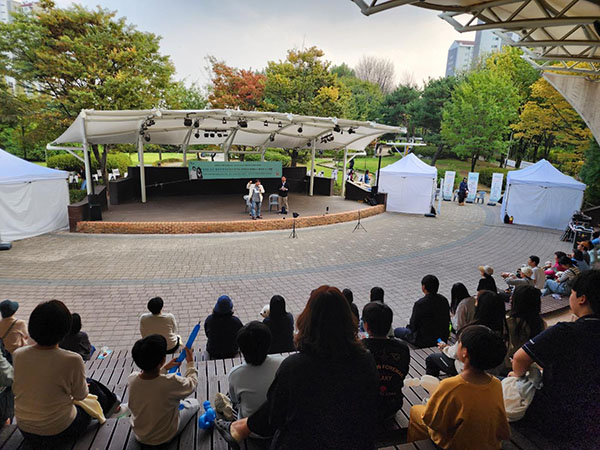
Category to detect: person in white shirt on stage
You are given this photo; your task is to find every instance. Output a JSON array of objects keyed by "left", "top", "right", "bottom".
[{"left": 249, "top": 179, "right": 265, "bottom": 220}]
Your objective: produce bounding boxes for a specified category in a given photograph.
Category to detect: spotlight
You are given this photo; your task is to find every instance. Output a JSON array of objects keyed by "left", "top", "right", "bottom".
[
  {"left": 204, "top": 132, "right": 209, "bottom": 138},
  {"left": 222, "top": 117, "right": 227, "bottom": 124},
  {"left": 292, "top": 212, "right": 299, "bottom": 218},
  {"left": 264, "top": 120, "right": 268, "bottom": 127},
  {"left": 333, "top": 124, "right": 341, "bottom": 133},
  {"left": 278, "top": 121, "right": 282, "bottom": 128},
  {"left": 184, "top": 118, "right": 192, "bottom": 127},
  {"left": 297, "top": 126, "right": 303, "bottom": 133},
  {"left": 139, "top": 128, "right": 145, "bottom": 135},
  {"left": 269, "top": 133, "right": 275, "bottom": 142},
  {"left": 144, "top": 134, "right": 151, "bottom": 142},
  {"left": 238, "top": 118, "right": 248, "bottom": 128},
  {"left": 193, "top": 120, "right": 200, "bottom": 128},
  {"left": 307, "top": 141, "right": 311, "bottom": 147},
  {"left": 148, "top": 119, "right": 155, "bottom": 126},
  {"left": 348, "top": 127, "right": 355, "bottom": 134},
  {"left": 210, "top": 133, "right": 215, "bottom": 138},
  {"left": 195, "top": 131, "right": 200, "bottom": 139},
  {"left": 217, "top": 133, "right": 222, "bottom": 138}
]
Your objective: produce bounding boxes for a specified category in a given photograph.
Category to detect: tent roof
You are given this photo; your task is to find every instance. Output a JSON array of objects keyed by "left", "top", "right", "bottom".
[
  {"left": 0, "top": 148, "right": 68, "bottom": 185},
  {"left": 507, "top": 159, "right": 586, "bottom": 190},
  {"left": 50, "top": 109, "right": 402, "bottom": 151},
  {"left": 379, "top": 153, "right": 437, "bottom": 177},
  {"left": 352, "top": 0, "right": 600, "bottom": 76}
]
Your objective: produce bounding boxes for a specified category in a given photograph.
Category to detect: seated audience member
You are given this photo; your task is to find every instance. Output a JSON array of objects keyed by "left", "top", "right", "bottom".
[
  {"left": 262, "top": 295, "right": 294, "bottom": 354},
  {"left": 228, "top": 322, "right": 283, "bottom": 422},
  {"left": 576, "top": 241, "right": 591, "bottom": 265},
  {"left": 0, "top": 299, "right": 29, "bottom": 362},
  {"left": 362, "top": 302, "right": 409, "bottom": 421},
  {"left": 572, "top": 249, "right": 590, "bottom": 272},
  {"left": 342, "top": 288, "right": 360, "bottom": 321},
  {"left": 505, "top": 286, "right": 546, "bottom": 371},
  {"left": 542, "top": 256, "right": 580, "bottom": 296},
  {"left": 140, "top": 297, "right": 181, "bottom": 354},
  {"left": 477, "top": 265, "right": 497, "bottom": 293},
  {"left": 205, "top": 295, "right": 244, "bottom": 359},
  {"left": 580, "top": 240, "right": 598, "bottom": 268},
  {"left": 426, "top": 290, "right": 507, "bottom": 377},
  {"left": 510, "top": 270, "right": 600, "bottom": 448},
  {"left": 128, "top": 335, "right": 198, "bottom": 446},
  {"left": 408, "top": 325, "right": 510, "bottom": 449},
  {"left": 370, "top": 286, "right": 385, "bottom": 303},
  {"left": 449, "top": 283, "right": 475, "bottom": 332},
  {"left": 0, "top": 352, "right": 13, "bottom": 424},
  {"left": 394, "top": 275, "right": 450, "bottom": 348},
  {"left": 13, "top": 300, "right": 92, "bottom": 448},
  {"left": 543, "top": 251, "right": 567, "bottom": 278},
  {"left": 501, "top": 266, "right": 535, "bottom": 296},
  {"left": 527, "top": 255, "right": 546, "bottom": 290},
  {"left": 215, "top": 285, "right": 379, "bottom": 450},
  {"left": 59, "top": 313, "right": 93, "bottom": 361}
]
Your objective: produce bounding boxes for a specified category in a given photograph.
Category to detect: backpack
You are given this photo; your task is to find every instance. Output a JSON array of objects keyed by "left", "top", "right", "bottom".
[{"left": 0, "top": 321, "right": 17, "bottom": 364}]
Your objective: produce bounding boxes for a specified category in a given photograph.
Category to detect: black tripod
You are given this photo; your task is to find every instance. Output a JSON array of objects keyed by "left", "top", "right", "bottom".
[
  {"left": 289, "top": 217, "right": 298, "bottom": 238},
  {"left": 353, "top": 210, "right": 366, "bottom": 232}
]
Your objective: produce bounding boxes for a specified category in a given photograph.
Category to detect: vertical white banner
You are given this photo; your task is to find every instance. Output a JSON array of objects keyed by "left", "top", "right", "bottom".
[
  {"left": 489, "top": 173, "right": 504, "bottom": 203},
  {"left": 442, "top": 171, "right": 455, "bottom": 201},
  {"left": 466, "top": 172, "right": 479, "bottom": 202}
]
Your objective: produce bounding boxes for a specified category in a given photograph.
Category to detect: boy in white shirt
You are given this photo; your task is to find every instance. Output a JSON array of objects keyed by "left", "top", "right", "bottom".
[
  {"left": 128, "top": 335, "right": 199, "bottom": 446},
  {"left": 139, "top": 297, "right": 181, "bottom": 354}
]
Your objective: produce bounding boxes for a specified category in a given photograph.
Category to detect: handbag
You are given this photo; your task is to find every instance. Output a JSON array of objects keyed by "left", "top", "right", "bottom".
[{"left": 501, "top": 365, "right": 543, "bottom": 422}]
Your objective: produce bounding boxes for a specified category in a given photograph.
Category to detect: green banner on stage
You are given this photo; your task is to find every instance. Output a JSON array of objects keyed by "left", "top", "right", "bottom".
[{"left": 188, "top": 161, "right": 283, "bottom": 180}]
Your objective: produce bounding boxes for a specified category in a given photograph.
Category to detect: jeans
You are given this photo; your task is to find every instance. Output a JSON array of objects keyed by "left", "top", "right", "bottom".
[
  {"left": 394, "top": 327, "right": 412, "bottom": 340},
  {"left": 543, "top": 279, "right": 569, "bottom": 296},
  {"left": 425, "top": 352, "right": 458, "bottom": 377},
  {"left": 20, "top": 405, "right": 91, "bottom": 450},
  {"left": 251, "top": 201, "right": 262, "bottom": 219}
]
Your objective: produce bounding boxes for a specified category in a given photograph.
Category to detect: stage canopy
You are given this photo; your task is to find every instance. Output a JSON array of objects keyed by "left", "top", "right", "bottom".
[
  {"left": 379, "top": 153, "right": 438, "bottom": 215},
  {"left": 500, "top": 159, "right": 586, "bottom": 229},
  {"left": 0, "top": 148, "right": 69, "bottom": 241},
  {"left": 49, "top": 109, "right": 402, "bottom": 202}
]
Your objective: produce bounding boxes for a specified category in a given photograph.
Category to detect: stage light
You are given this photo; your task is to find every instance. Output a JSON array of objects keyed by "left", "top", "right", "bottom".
[
  {"left": 204, "top": 132, "right": 209, "bottom": 138},
  {"left": 222, "top": 117, "right": 227, "bottom": 124},
  {"left": 238, "top": 118, "right": 248, "bottom": 128},
  {"left": 264, "top": 120, "right": 268, "bottom": 127},
  {"left": 217, "top": 133, "right": 222, "bottom": 138},
  {"left": 195, "top": 131, "right": 200, "bottom": 139},
  {"left": 348, "top": 127, "right": 355, "bottom": 134},
  {"left": 144, "top": 134, "right": 151, "bottom": 142},
  {"left": 269, "top": 133, "right": 275, "bottom": 142},
  {"left": 278, "top": 121, "right": 282, "bottom": 128},
  {"left": 333, "top": 124, "right": 340, "bottom": 133},
  {"left": 297, "top": 126, "right": 303, "bottom": 133},
  {"left": 193, "top": 120, "right": 200, "bottom": 128},
  {"left": 307, "top": 141, "right": 311, "bottom": 147},
  {"left": 293, "top": 212, "right": 299, "bottom": 218},
  {"left": 184, "top": 118, "right": 193, "bottom": 127},
  {"left": 210, "top": 133, "right": 215, "bottom": 138}
]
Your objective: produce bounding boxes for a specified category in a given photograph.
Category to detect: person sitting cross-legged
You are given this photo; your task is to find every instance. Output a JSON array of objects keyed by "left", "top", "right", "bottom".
[
  {"left": 542, "top": 255, "right": 580, "bottom": 296},
  {"left": 205, "top": 295, "right": 244, "bottom": 359},
  {"left": 408, "top": 325, "right": 511, "bottom": 450},
  {"left": 362, "top": 302, "right": 410, "bottom": 422},
  {"left": 509, "top": 270, "right": 600, "bottom": 449},
  {"left": 140, "top": 296, "right": 181, "bottom": 355},
  {"left": 128, "top": 335, "right": 199, "bottom": 446},
  {"left": 394, "top": 275, "right": 450, "bottom": 348}
]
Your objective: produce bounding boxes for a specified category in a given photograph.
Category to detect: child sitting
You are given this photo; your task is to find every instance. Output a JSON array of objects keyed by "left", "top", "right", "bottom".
[
  {"left": 60, "top": 313, "right": 93, "bottom": 361},
  {"left": 140, "top": 297, "right": 181, "bottom": 354},
  {"left": 408, "top": 325, "right": 510, "bottom": 449},
  {"left": 128, "top": 335, "right": 199, "bottom": 446},
  {"left": 362, "top": 302, "right": 409, "bottom": 421}
]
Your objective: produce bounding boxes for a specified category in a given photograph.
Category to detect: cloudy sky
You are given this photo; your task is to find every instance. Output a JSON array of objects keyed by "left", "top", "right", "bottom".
[{"left": 54, "top": 0, "right": 474, "bottom": 88}]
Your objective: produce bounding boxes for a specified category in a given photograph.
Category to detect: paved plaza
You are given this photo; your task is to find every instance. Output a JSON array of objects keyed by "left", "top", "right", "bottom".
[{"left": 0, "top": 201, "right": 572, "bottom": 352}]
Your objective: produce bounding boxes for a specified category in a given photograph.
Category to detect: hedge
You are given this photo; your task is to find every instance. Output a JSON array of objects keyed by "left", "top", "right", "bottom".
[
  {"left": 69, "top": 189, "right": 87, "bottom": 204},
  {"left": 47, "top": 153, "right": 132, "bottom": 176},
  {"left": 479, "top": 167, "right": 509, "bottom": 188},
  {"left": 244, "top": 150, "right": 291, "bottom": 167}
]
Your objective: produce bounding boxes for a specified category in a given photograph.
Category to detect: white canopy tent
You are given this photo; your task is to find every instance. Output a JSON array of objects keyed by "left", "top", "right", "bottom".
[
  {"left": 378, "top": 153, "right": 438, "bottom": 215},
  {"left": 500, "top": 159, "right": 586, "bottom": 229},
  {"left": 48, "top": 109, "right": 402, "bottom": 202},
  {"left": 0, "top": 148, "right": 69, "bottom": 241}
]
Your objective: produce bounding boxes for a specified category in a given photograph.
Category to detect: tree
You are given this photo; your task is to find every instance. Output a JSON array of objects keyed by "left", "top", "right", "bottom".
[
  {"left": 378, "top": 84, "right": 420, "bottom": 134},
  {"left": 354, "top": 56, "right": 396, "bottom": 94},
  {"left": 207, "top": 57, "right": 266, "bottom": 110},
  {"left": 263, "top": 46, "right": 351, "bottom": 166},
  {"left": 0, "top": 1, "right": 176, "bottom": 182},
  {"left": 411, "top": 77, "right": 457, "bottom": 165},
  {"left": 484, "top": 47, "right": 540, "bottom": 103},
  {"left": 580, "top": 138, "right": 600, "bottom": 206},
  {"left": 441, "top": 70, "right": 520, "bottom": 171},
  {"left": 165, "top": 81, "right": 207, "bottom": 110},
  {"left": 335, "top": 70, "right": 383, "bottom": 121}
]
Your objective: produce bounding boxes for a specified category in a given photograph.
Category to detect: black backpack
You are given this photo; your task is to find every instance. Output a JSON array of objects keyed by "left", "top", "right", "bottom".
[{"left": 0, "top": 321, "right": 16, "bottom": 364}]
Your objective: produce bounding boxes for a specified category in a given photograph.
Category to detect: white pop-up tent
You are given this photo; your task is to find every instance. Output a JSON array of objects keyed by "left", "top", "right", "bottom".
[
  {"left": 0, "top": 149, "right": 69, "bottom": 241},
  {"left": 378, "top": 153, "right": 437, "bottom": 215},
  {"left": 500, "top": 159, "right": 585, "bottom": 230}
]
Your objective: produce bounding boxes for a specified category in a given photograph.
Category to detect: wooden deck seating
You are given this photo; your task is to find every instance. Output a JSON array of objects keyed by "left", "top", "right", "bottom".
[{"left": 0, "top": 345, "right": 558, "bottom": 450}]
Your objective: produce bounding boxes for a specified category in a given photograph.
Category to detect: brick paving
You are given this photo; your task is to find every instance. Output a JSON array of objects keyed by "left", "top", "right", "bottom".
[{"left": 0, "top": 201, "right": 572, "bottom": 352}]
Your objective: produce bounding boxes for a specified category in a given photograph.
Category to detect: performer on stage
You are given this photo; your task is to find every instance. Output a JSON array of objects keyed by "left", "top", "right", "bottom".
[
  {"left": 278, "top": 176, "right": 289, "bottom": 214},
  {"left": 250, "top": 179, "right": 264, "bottom": 220}
]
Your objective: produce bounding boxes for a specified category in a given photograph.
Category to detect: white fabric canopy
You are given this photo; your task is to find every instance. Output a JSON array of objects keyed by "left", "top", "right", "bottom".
[
  {"left": 0, "top": 149, "right": 69, "bottom": 241},
  {"left": 500, "top": 159, "right": 585, "bottom": 230},
  {"left": 378, "top": 153, "right": 438, "bottom": 214}
]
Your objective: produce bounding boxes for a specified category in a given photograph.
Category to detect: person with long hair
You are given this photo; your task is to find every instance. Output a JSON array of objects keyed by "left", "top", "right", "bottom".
[
  {"left": 425, "top": 290, "right": 507, "bottom": 377},
  {"left": 449, "top": 283, "right": 475, "bottom": 332},
  {"left": 506, "top": 286, "right": 546, "bottom": 367},
  {"left": 59, "top": 313, "right": 93, "bottom": 361},
  {"left": 262, "top": 295, "right": 294, "bottom": 354},
  {"left": 216, "top": 285, "right": 379, "bottom": 450}
]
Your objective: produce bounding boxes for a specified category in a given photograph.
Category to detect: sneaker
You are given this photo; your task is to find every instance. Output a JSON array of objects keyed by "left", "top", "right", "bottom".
[{"left": 214, "top": 393, "right": 235, "bottom": 421}]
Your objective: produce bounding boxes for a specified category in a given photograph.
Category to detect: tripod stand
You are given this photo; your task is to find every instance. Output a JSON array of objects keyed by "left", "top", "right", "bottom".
[
  {"left": 289, "top": 217, "right": 298, "bottom": 238},
  {"left": 353, "top": 210, "right": 366, "bottom": 232}
]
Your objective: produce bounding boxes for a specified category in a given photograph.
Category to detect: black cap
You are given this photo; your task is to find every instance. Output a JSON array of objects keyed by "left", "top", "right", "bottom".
[{"left": 0, "top": 300, "right": 19, "bottom": 318}]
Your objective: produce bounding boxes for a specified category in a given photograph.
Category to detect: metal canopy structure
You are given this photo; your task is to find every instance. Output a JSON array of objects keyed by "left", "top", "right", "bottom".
[
  {"left": 351, "top": 0, "right": 600, "bottom": 76},
  {"left": 49, "top": 109, "right": 401, "bottom": 203}
]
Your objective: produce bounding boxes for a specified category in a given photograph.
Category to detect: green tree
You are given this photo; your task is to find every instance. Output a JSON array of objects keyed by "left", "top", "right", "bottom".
[
  {"left": 378, "top": 84, "right": 420, "bottom": 135},
  {"left": 263, "top": 47, "right": 351, "bottom": 166},
  {"left": 165, "top": 81, "right": 207, "bottom": 110},
  {"left": 484, "top": 47, "right": 540, "bottom": 102},
  {"left": 580, "top": 138, "right": 600, "bottom": 205},
  {"left": 411, "top": 76, "right": 457, "bottom": 165},
  {"left": 0, "top": 1, "right": 176, "bottom": 181},
  {"left": 441, "top": 70, "right": 520, "bottom": 171},
  {"left": 336, "top": 74, "right": 383, "bottom": 121}
]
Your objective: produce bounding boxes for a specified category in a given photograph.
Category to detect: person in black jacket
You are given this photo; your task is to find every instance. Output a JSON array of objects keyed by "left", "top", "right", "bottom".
[
  {"left": 477, "top": 265, "right": 498, "bottom": 293},
  {"left": 204, "top": 295, "right": 243, "bottom": 359},
  {"left": 277, "top": 176, "right": 289, "bottom": 214},
  {"left": 394, "top": 275, "right": 450, "bottom": 348},
  {"left": 59, "top": 313, "right": 93, "bottom": 361},
  {"left": 342, "top": 288, "right": 360, "bottom": 321},
  {"left": 262, "top": 295, "right": 295, "bottom": 354}
]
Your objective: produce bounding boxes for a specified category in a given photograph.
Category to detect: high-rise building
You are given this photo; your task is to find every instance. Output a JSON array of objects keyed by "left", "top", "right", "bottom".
[
  {"left": 471, "top": 28, "right": 503, "bottom": 68},
  {"left": 445, "top": 40, "right": 474, "bottom": 77},
  {"left": 0, "top": 0, "right": 15, "bottom": 23}
]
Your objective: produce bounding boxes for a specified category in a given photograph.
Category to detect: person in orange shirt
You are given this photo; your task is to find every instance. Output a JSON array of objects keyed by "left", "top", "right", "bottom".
[
  {"left": 408, "top": 325, "right": 510, "bottom": 450},
  {"left": 0, "top": 300, "right": 29, "bottom": 362}
]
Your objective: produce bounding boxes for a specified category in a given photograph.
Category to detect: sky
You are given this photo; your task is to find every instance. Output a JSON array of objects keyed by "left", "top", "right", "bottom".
[{"left": 54, "top": 0, "right": 474, "bottom": 89}]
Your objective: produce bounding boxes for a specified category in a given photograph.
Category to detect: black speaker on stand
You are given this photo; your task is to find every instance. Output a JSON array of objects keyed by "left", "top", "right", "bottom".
[{"left": 88, "top": 194, "right": 102, "bottom": 221}]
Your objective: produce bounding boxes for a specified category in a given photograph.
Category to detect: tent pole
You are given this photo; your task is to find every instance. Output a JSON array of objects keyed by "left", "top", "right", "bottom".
[
  {"left": 342, "top": 146, "right": 348, "bottom": 197},
  {"left": 138, "top": 134, "right": 147, "bottom": 203},
  {"left": 309, "top": 139, "right": 316, "bottom": 196},
  {"left": 80, "top": 116, "right": 93, "bottom": 196}
]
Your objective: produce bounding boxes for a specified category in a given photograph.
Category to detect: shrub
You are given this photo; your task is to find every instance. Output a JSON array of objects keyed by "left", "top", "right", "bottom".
[
  {"left": 47, "top": 152, "right": 132, "bottom": 176},
  {"left": 47, "top": 154, "right": 84, "bottom": 173},
  {"left": 479, "top": 167, "right": 509, "bottom": 188},
  {"left": 152, "top": 158, "right": 182, "bottom": 166},
  {"left": 69, "top": 189, "right": 87, "bottom": 204},
  {"left": 244, "top": 150, "right": 291, "bottom": 167}
]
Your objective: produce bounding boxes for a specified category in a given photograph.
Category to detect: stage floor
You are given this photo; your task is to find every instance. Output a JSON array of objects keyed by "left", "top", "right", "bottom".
[{"left": 102, "top": 193, "right": 370, "bottom": 222}]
